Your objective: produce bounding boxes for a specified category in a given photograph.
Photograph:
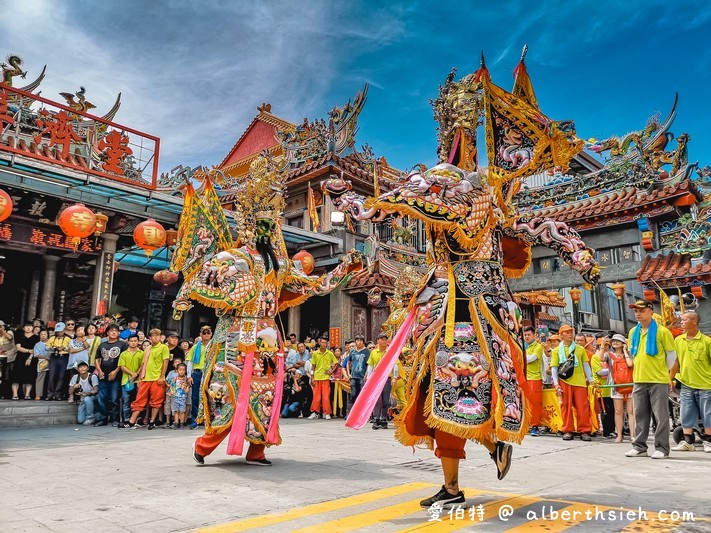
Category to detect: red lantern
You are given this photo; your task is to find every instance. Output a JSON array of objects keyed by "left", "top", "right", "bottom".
[
  {"left": 569, "top": 287, "right": 582, "bottom": 305},
  {"left": 153, "top": 269, "right": 178, "bottom": 287},
  {"left": 0, "top": 189, "right": 12, "bottom": 222},
  {"left": 58, "top": 203, "right": 97, "bottom": 246},
  {"left": 293, "top": 250, "right": 315, "bottom": 275},
  {"left": 134, "top": 218, "right": 166, "bottom": 256}
]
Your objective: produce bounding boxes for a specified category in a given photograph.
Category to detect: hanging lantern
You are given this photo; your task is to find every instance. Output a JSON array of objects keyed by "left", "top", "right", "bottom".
[
  {"left": 0, "top": 189, "right": 12, "bottom": 222},
  {"left": 58, "top": 203, "right": 97, "bottom": 246},
  {"left": 165, "top": 229, "right": 178, "bottom": 247},
  {"left": 611, "top": 282, "right": 626, "bottom": 300},
  {"left": 133, "top": 218, "right": 166, "bottom": 256},
  {"left": 153, "top": 269, "right": 178, "bottom": 288},
  {"left": 292, "top": 250, "right": 315, "bottom": 275},
  {"left": 93, "top": 213, "right": 109, "bottom": 236},
  {"left": 569, "top": 287, "right": 582, "bottom": 305},
  {"left": 546, "top": 290, "right": 560, "bottom": 301}
]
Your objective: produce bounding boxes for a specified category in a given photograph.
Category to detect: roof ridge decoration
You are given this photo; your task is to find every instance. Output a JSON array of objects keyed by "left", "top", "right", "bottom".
[
  {"left": 277, "top": 84, "right": 371, "bottom": 167},
  {"left": 515, "top": 96, "right": 694, "bottom": 211},
  {"left": 1, "top": 54, "right": 47, "bottom": 99}
]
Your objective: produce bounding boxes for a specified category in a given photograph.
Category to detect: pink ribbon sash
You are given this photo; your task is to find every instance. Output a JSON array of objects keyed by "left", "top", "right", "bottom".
[
  {"left": 346, "top": 309, "right": 417, "bottom": 429},
  {"left": 226, "top": 351, "right": 255, "bottom": 455},
  {"left": 266, "top": 354, "right": 285, "bottom": 443}
]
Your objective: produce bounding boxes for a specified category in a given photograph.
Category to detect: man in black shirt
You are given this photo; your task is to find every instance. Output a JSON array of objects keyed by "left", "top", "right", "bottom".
[
  {"left": 94, "top": 324, "right": 127, "bottom": 426},
  {"left": 166, "top": 331, "right": 184, "bottom": 361}
]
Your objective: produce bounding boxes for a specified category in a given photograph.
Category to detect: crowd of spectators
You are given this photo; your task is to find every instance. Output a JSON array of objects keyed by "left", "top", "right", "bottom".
[{"left": 3, "top": 302, "right": 709, "bottom": 455}]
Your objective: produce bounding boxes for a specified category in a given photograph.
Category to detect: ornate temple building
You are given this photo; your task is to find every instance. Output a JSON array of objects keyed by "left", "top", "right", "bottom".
[
  {"left": 0, "top": 54, "right": 185, "bottom": 331},
  {"left": 509, "top": 100, "right": 711, "bottom": 332}
]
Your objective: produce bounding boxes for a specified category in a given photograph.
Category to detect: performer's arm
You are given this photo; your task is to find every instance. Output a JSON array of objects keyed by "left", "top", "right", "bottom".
[{"left": 506, "top": 216, "right": 600, "bottom": 285}]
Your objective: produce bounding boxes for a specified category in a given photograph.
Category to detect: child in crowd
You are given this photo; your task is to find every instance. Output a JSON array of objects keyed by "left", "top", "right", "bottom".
[
  {"left": 171, "top": 363, "right": 190, "bottom": 428},
  {"left": 164, "top": 357, "right": 183, "bottom": 427}
]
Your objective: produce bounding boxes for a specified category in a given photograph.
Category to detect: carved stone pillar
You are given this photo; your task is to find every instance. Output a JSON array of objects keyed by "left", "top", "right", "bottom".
[{"left": 39, "top": 256, "right": 60, "bottom": 323}]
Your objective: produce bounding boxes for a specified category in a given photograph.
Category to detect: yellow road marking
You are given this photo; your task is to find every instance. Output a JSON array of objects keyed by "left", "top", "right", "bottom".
[
  {"left": 292, "top": 490, "right": 489, "bottom": 533},
  {"left": 398, "top": 493, "right": 541, "bottom": 532},
  {"left": 199, "top": 482, "right": 435, "bottom": 532}
]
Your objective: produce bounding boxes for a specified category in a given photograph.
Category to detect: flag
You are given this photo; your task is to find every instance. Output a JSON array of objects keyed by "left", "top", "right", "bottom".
[
  {"left": 307, "top": 182, "right": 320, "bottom": 232},
  {"left": 654, "top": 283, "right": 676, "bottom": 328},
  {"left": 512, "top": 44, "right": 539, "bottom": 109},
  {"left": 171, "top": 176, "right": 233, "bottom": 279}
]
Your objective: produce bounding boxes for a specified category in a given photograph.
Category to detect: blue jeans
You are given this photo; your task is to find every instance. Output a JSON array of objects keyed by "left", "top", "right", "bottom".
[
  {"left": 191, "top": 369, "right": 203, "bottom": 422},
  {"left": 281, "top": 401, "right": 301, "bottom": 418},
  {"left": 349, "top": 378, "right": 363, "bottom": 414},
  {"left": 77, "top": 396, "right": 97, "bottom": 424},
  {"left": 680, "top": 385, "right": 711, "bottom": 429},
  {"left": 97, "top": 378, "right": 121, "bottom": 423},
  {"left": 121, "top": 385, "right": 137, "bottom": 422}
]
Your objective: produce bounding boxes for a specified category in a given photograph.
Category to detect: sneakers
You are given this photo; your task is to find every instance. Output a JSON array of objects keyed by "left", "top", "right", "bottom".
[
  {"left": 651, "top": 450, "right": 668, "bottom": 459},
  {"left": 119, "top": 422, "right": 134, "bottom": 429},
  {"left": 94, "top": 420, "right": 107, "bottom": 427},
  {"left": 192, "top": 443, "right": 205, "bottom": 465},
  {"left": 133, "top": 421, "right": 145, "bottom": 429},
  {"left": 82, "top": 418, "right": 95, "bottom": 426},
  {"left": 372, "top": 421, "right": 381, "bottom": 430},
  {"left": 147, "top": 421, "right": 156, "bottom": 430},
  {"left": 307, "top": 413, "right": 319, "bottom": 420},
  {"left": 245, "top": 458, "right": 273, "bottom": 466},
  {"left": 490, "top": 441, "right": 513, "bottom": 481},
  {"left": 671, "top": 441, "right": 695, "bottom": 452},
  {"left": 625, "top": 448, "right": 648, "bottom": 457},
  {"left": 703, "top": 440, "right": 711, "bottom": 453},
  {"left": 324, "top": 414, "right": 332, "bottom": 420},
  {"left": 419, "top": 485, "right": 466, "bottom": 508},
  {"left": 530, "top": 426, "right": 539, "bottom": 437}
]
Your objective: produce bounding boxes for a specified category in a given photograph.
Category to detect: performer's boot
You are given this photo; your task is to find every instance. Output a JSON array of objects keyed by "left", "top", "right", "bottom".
[{"left": 489, "top": 441, "right": 513, "bottom": 480}]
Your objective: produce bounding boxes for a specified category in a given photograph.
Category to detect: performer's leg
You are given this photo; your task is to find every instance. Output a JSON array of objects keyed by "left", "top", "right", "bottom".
[
  {"left": 321, "top": 381, "right": 332, "bottom": 415},
  {"left": 194, "top": 425, "right": 231, "bottom": 457},
  {"left": 529, "top": 379, "right": 543, "bottom": 427},
  {"left": 246, "top": 442, "right": 266, "bottom": 461},
  {"left": 311, "top": 380, "right": 322, "bottom": 414}
]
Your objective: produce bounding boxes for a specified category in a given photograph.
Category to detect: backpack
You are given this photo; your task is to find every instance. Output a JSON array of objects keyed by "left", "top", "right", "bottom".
[{"left": 610, "top": 354, "right": 633, "bottom": 395}]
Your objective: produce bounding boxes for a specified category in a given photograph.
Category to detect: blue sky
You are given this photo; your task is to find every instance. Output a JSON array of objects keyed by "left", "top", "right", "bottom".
[{"left": 2, "top": 1, "right": 710, "bottom": 174}]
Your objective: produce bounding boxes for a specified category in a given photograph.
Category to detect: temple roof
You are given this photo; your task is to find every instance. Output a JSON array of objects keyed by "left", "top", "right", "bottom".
[
  {"left": 219, "top": 105, "right": 294, "bottom": 170},
  {"left": 522, "top": 179, "right": 699, "bottom": 229},
  {"left": 637, "top": 250, "right": 711, "bottom": 286},
  {"left": 344, "top": 265, "right": 396, "bottom": 292}
]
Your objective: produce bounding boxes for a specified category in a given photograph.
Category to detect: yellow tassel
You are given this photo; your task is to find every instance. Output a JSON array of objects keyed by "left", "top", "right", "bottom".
[{"left": 444, "top": 263, "right": 456, "bottom": 348}]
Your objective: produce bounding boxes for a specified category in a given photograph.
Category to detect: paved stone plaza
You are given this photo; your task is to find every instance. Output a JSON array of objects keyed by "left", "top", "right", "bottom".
[{"left": 1, "top": 419, "right": 710, "bottom": 532}]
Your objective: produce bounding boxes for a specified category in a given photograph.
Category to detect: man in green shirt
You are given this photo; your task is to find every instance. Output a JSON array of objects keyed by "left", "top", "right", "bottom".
[
  {"left": 127, "top": 328, "right": 170, "bottom": 429},
  {"left": 366, "top": 333, "right": 391, "bottom": 429},
  {"left": 670, "top": 311, "right": 711, "bottom": 453},
  {"left": 624, "top": 300, "right": 676, "bottom": 459},
  {"left": 117, "top": 334, "right": 144, "bottom": 426},
  {"left": 308, "top": 336, "right": 337, "bottom": 420},
  {"left": 523, "top": 327, "right": 544, "bottom": 437}
]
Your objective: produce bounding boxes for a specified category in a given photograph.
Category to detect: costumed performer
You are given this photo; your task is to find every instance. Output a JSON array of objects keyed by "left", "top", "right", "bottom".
[
  {"left": 169, "top": 153, "right": 363, "bottom": 466},
  {"left": 323, "top": 58, "right": 600, "bottom": 507}
]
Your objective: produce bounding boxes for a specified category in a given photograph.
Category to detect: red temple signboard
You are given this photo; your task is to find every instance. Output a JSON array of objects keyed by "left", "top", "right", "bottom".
[
  {"left": 0, "top": 220, "right": 101, "bottom": 253},
  {"left": 0, "top": 85, "right": 159, "bottom": 190}
]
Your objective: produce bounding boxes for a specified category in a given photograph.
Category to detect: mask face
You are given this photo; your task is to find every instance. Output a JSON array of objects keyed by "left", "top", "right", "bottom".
[{"left": 256, "top": 218, "right": 276, "bottom": 244}]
